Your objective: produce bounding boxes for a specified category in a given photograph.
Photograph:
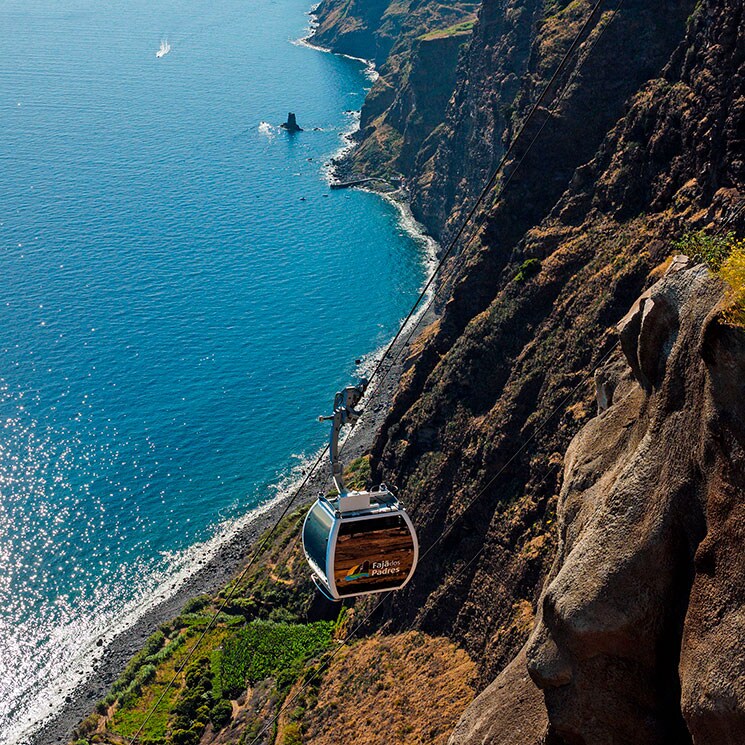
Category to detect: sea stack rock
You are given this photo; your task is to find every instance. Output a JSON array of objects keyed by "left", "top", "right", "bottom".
[{"left": 280, "top": 112, "right": 303, "bottom": 132}]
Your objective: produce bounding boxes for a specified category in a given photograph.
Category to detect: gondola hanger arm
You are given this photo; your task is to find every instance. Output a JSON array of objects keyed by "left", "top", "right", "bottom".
[{"left": 318, "top": 380, "right": 368, "bottom": 494}]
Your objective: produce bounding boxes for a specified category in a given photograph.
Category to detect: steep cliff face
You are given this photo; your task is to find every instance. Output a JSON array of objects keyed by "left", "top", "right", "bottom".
[
  {"left": 359, "top": 0, "right": 743, "bottom": 698},
  {"left": 312, "top": 0, "right": 478, "bottom": 180},
  {"left": 315, "top": 0, "right": 700, "bottom": 242},
  {"left": 453, "top": 257, "right": 745, "bottom": 745},
  {"left": 679, "top": 319, "right": 745, "bottom": 743},
  {"left": 525, "top": 259, "right": 723, "bottom": 745},
  {"left": 411, "top": 0, "right": 698, "bottom": 239}
]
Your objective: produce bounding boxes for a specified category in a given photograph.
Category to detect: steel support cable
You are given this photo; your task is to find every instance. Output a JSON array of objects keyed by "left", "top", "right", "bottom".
[
  {"left": 396, "top": 173, "right": 743, "bottom": 389},
  {"left": 358, "top": 0, "right": 607, "bottom": 396},
  {"left": 131, "top": 408, "right": 372, "bottom": 743},
  {"left": 341, "top": 0, "right": 616, "bottom": 460},
  {"left": 714, "top": 199, "right": 745, "bottom": 235},
  {"left": 416, "top": 194, "right": 741, "bottom": 570},
  {"left": 127, "top": 446, "right": 330, "bottom": 744},
  {"left": 380, "top": 0, "right": 626, "bottom": 379},
  {"left": 291, "top": 409, "right": 592, "bottom": 745},
  {"left": 255, "top": 195, "right": 745, "bottom": 744},
  {"left": 131, "top": 2, "right": 616, "bottom": 740},
  {"left": 248, "top": 12, "right": 741, "bottom": 739},
  {"left": 249, "top": 338, "right": 620, "bottom": 745}
]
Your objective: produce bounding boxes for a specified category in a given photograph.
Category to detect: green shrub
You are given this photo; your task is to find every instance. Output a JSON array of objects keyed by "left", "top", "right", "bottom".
[
  {"left": 138, "top": 663, "right": 157, "bottom": 684},
  {"left": 222, "top": 596, "right": 259, "bottom": 618},
  {"left": 173, "top": 690, "right": 206, "bottom": 718},
  {"left": 117, "top": 661, "right": 160, "bottom": 708},
  {"left": 169, "top": 729, "right": 200, "bottom": 745},
  {"left": 184, "top": 660, "right": 213, "bottom": 690},
  {"left": 110, "top": 630, "right": 165, "bottom": 699},
  {"left": 276, "top": 657, "right": 308, "bottom": 695},
  {"left": 674, "top": 230, "right": 745, "bottom": 325},
  {"left": 167, "top": 656, "right": 215, "bottom": 741},
  {"left": 514, "top": 258, "right": 542, "bottom": 283},
  {"left": 118, "top": 682, "right": 141, "bottom": 709},
  {"left": 146, "top": 631, "right": 186, "bottom": 665},
  {"left": 210, "top": 698, "right": 233, "bottom": 730},
  {"left": 282, "top": 722, "right": 303, "bottom": 745},
  {"left": 143, "top": 631, "right": 166, "bottom": 657},
  {"left": 182, "top": 594, "right": 211, "bottom": 615},
  {"left": 268, "top": 606, "right": 298, "bottom": 624},
  {"left": 194, "top": 705, "right": 211, "bottom": 727},
  {"left": 674, "top": 229, "right": 735, "bottom": 270}
]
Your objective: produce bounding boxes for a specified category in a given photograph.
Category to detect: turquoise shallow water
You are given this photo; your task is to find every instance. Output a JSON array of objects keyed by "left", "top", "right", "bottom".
[{"left": 0, "top": 1, "right": 427, "bottom": 740}]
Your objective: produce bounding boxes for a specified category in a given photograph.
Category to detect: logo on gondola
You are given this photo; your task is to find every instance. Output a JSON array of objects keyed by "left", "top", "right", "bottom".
[{"left": 344, "top": 561, "right": 370, "bottom": 582}]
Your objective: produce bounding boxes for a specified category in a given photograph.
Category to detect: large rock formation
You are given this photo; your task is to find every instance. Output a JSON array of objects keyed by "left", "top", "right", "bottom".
[
  {"left": 449, "top": 648, "right": 549, "bottom": 745},
  {"left": 312, "top": 0, "right": 478, "bottom": 181},
  {"left": 679, "top": 307, "right": 745, "bottom": 742},
  {"left": 308, "top": 0, "right": 745, "bottom": 737},
  {"left": 524, "top": 257, "right": 721, "bottom": 744},
  {"left": 452, "top": 257, "right": 745, "bottom": 744}
]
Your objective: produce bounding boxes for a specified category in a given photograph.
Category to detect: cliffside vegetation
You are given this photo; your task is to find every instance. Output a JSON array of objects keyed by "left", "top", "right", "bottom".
[
  {"left": 676, "top": 229, "right": 745, "bottom": 324},
  {"left": 69, "top": 463, "right": 474, "bottom": 745}
]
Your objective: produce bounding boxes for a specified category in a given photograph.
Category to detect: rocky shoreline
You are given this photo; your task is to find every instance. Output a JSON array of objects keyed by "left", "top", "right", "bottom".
[{"left": 29, "top": 324, "right": 421, "bottom": 745}]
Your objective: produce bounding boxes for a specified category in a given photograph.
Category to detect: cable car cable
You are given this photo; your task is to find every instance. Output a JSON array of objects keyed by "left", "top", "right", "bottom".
[
  {"left": 249, "top": 338, "right": 619, "bottom": 745},
  {"left": 129, "top": 1, "right": 622, "bottom": 738},
  {"left": 373, "top": 0, "right": 624, "bottom": 385},
  {"left": 252, "top": 7, "right": 743, "bottom": 738},
  {"left": 354, "top": 0, "right": 607, "bottom": 399},
  {"left": 281, "top": 203, "right": 745, "bottom": 731},
  {"left": 130, "top": 417, "right": 368, "bottom": 742},
  {"left": 301, "top": 0, "right": 617, "bottom": 602},
  {"left": 263, "top": 198, "right": 745, "bottom": 741},
  {"left": 249, "top": 460, "right": 567, "bottom": 745},
  {"left": 127, "top": 447, "right": 330, "bottom": 745},
  {"left": 336, "top": 0, "right": 621, "bottom": 467}
]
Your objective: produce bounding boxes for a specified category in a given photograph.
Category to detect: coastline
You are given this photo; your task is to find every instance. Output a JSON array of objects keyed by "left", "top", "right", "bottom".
[
  {"left": 28, "top": 340, "right": 408, "bottom": 745},
  {"left": 27, "top": 15, "right": 439, "bottom": 745}
]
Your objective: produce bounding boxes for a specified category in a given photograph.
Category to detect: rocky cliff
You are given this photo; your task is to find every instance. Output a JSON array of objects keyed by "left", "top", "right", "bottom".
[
  {"left": 452, "top": 256, "right": 745, "bottom": 744},
  {"left": 317, "top": 0, "right": 745, "bottom": 738},
  {"left": 312, "top": 0, "right": 478, "bottom": 181}
]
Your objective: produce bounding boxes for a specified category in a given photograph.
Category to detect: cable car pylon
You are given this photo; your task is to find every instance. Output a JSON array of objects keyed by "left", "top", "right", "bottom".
[{"left": 302, "top": 381, "right": 419, "bottom": 601}]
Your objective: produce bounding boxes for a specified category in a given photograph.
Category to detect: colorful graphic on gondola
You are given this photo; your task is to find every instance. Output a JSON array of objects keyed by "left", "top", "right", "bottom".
[
  {"left": 344, "top": 561, "right": 370, "bottom": 582},
  {"left": 334, "top": 517, "right": 415, "bottom": 596}
]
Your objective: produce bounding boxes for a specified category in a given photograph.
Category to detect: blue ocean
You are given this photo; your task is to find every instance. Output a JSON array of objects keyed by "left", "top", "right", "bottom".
[{"left": 0, "top": 2, "right": 429, "bottom": 741}]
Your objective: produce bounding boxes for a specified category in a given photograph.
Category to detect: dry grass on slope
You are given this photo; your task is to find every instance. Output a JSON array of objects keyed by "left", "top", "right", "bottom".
[{"left": 301, "top": 631, "right": 476, "bottom": 745}]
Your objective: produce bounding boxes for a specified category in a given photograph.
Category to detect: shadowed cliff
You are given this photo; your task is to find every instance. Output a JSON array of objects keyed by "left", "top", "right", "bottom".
[{"left": 453, "top": 256, "right": 745, "bottom": 744}]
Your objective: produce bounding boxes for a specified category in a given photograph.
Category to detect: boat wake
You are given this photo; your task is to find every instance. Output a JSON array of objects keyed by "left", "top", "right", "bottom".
[{"left": 156, "top": 39, "right": 171, "bottom": 58}]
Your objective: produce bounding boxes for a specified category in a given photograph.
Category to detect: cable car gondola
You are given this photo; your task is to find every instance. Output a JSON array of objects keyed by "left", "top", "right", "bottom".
[{"left": 302, "top": 381, "right": 418, "bottom": 601}]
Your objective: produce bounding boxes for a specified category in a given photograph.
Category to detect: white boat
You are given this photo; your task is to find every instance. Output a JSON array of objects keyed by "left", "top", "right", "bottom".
[{"left": 156, "top": 39, "right": 171, "bottom": 58}]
